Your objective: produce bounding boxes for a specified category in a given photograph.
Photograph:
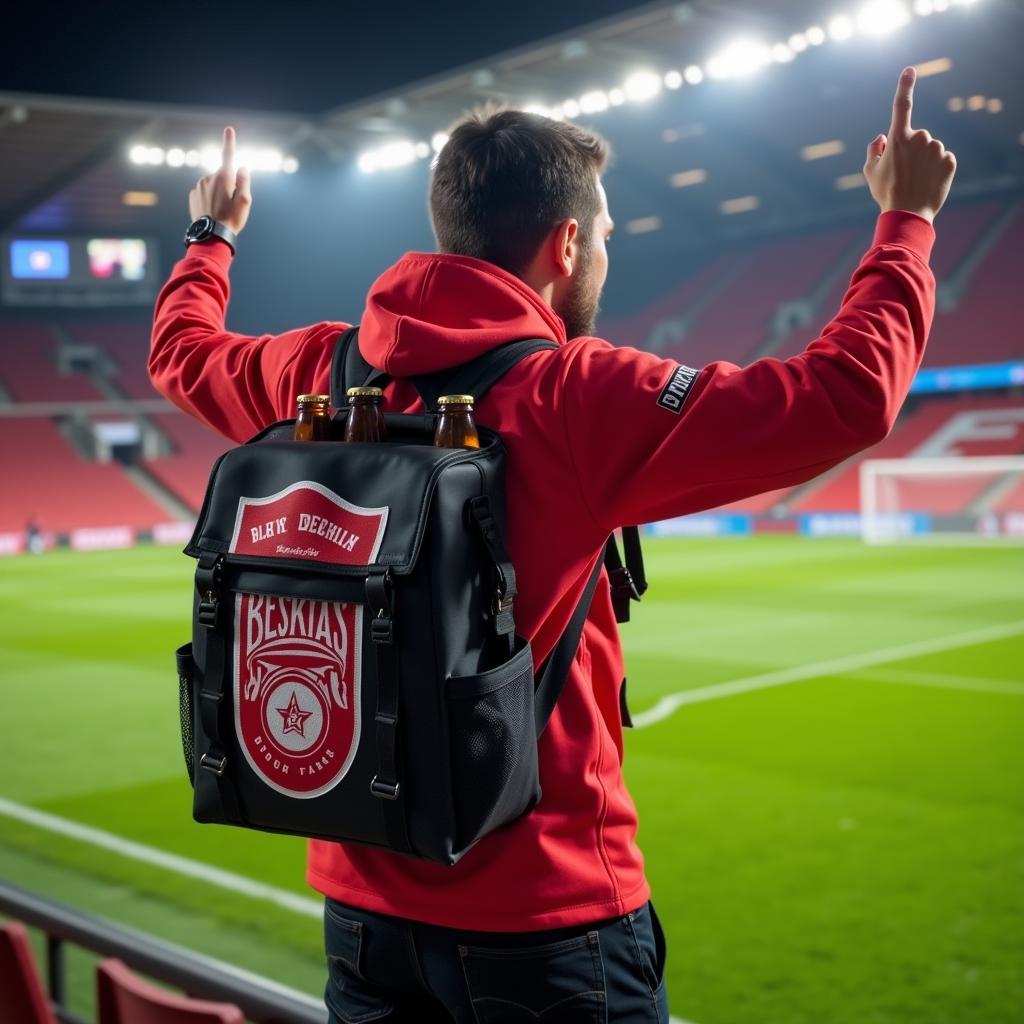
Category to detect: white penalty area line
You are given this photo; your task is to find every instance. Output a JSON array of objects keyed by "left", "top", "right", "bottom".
[
  {"left": 0, "top": 797, "right": 323, "bottom": 919},
  {"left": 632, "top": 620, "right": 1024, "bottom": 729}
]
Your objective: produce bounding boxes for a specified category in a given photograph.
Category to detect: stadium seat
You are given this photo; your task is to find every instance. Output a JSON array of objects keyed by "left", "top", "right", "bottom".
[
  {"left": 96, "top": 959, "right": 244, "bottom": 1024},
  {"left": 0, "top": 921, "right": 58, "bottom": 1024}
]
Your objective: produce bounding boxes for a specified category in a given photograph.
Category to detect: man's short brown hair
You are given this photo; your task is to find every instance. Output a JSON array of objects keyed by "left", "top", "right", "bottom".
[{"left": 429, "top": 107, "right": 610, "bottom": 276}]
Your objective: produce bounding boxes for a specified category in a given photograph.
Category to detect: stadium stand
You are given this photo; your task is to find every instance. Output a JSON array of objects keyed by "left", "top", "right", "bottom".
[
  {"left": 0, "top": 323, "right": 106, "bottom": 402},
  {"left": 0, "top": 417, "right": 171, "bottom": 532},
  {"left": 663, "top": 226, "right": 863, "bottom": 368},
  {"left": 600, "top": 201, "right": 1022, "bottom": 373},
  {"left": 787, "top": 395, "right": 1024, "bottom": 513},
  {"left": 924, "top": 205, "right": 1024, "bottom": 367},
  {"left": 146, "top": 412, "right": 233, "bottom": 511},
  {"left": 65, "top": 321, "right": 160, "bottom": 399}
]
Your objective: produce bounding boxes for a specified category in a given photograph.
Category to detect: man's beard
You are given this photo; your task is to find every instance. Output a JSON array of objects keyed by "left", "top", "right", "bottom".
[{"left": 556, "top": 253, "right": 602, "bottom": 339}]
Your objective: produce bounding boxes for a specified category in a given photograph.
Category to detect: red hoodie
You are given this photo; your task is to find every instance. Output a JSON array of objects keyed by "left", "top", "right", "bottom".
[{"left": 150, "top": 211, "right": 934, "bottom": 931}]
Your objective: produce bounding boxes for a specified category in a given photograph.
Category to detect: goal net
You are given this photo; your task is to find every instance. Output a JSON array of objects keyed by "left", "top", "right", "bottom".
[{"left": 859, "top": 455, "right": 1024, "bottom": 544}]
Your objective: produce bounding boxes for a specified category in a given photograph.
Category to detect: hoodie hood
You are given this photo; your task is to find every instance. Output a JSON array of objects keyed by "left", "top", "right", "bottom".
[{"left": 360, "top": 252, "right": 568, "bottom": 376}]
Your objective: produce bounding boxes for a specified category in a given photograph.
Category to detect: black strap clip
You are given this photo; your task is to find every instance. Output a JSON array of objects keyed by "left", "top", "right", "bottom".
[
  {"left": 196, "top": 553, "right": 223, "bottom": 630},
  {"left": 370, "top": 775, "right": 400, "bottom": 800},
  {"left": 608, "top": 566, "right": 641, "bottom": 622},
  {"left": 200, "top": 752, "right": 227, "bottom": 777},
  {"left": 367, "top": 569, "right": 395, "bottom": 645}
]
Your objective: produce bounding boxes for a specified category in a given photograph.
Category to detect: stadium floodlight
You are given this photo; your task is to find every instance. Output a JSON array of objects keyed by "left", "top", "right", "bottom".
[
  {"left": 683, "top": 64, "right": 704, "bottom": 85},
  {"left": 860, "top": 456, "right": 1024, "bottom": 545},
  {"left": 431, "top": 132, "right": 450, "bottom": 152},
  {"left": 772, "top": 42, "right": 796, "bottom": 62},
  {"left": 580, "top": 90, "right": 611, "bottom": 112},
  {"left": 165, "top": 147, "right": 186, "bottom": 168},
  {"left": 200, "top": 145, "right": 221, "bottom": 172},
  {"left": 128, "top": 144, "right": 149, "bottom": 165},
  {"left": 663, "top": 71, "right": 684, "bottom": 90},
  {"left": 562, "top": 98, "right": 582, "bottom": 117},
  {"left": 184, "top": 149, "right": 201, "bottom": 167},
  {"left": 356, "top": 140, "right": 421, "bottom": 174},
  {"left": 623, "top": 71, "right": 662, "bottom": 102},
  {"left": 608, "top": 88, "right": 627, "bottom": 106},
  {"left": 805, "top": 25, "right": 828, "bottom": 44},
  {"left": 146, "top": 146, "right": 166, "bottom": 166},
  {"left": 789, "top": 32, "right": 809, "bottom": 51},
  {"left": 282, "top": 157, "right": 299, "bottom": 174},
  {"left": 857, "top": 0, "right": 911, "bottom": 34},
  {"left": 828, "top": 14, "right": 856, "bottom": 40},
  {"left": 913, "top": 0, "right": 934, "bottom": 12},
  {"left": 706, "top": 39, "right": 772, "bottom": 79}
]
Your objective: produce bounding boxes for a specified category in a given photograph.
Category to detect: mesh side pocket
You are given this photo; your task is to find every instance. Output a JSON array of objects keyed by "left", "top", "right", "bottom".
[
  {"left": 446, "top": 637, "right": 540, "bottom": 852},
  {"left": 176, "top": 643, "right": 195, "bottom": 786}
]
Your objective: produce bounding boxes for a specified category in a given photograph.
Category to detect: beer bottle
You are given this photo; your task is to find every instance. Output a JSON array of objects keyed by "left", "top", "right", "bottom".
[
  {"left": 293, "top": 394, "right": 331, "bottom": 441},
  {"left": 433, "top": 395, "right": 479, "bottom": 449},
  {"left": 344, "top": 387, "right": 387, "bottom": 443}
]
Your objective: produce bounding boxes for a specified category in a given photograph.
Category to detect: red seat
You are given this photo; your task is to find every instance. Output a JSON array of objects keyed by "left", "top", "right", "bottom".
[
  {"left": 96, "top": 959, "right": 244, "bottom": 1024},
  {"left": 0, "top": 921, "right": 58, "bottom": 1024}
]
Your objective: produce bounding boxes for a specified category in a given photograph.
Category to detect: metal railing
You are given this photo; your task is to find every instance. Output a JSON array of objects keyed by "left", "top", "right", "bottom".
[{"left": 0, "top": 881, "right": 326, "bottom": 1024}]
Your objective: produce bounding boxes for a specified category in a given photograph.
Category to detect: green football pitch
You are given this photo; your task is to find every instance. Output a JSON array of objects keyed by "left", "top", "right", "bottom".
[{"left": 1, "top": 538, "right": 1021, "bottom": 1024}]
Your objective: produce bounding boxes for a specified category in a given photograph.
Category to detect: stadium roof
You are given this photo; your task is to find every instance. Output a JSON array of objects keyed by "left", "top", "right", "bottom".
[{"left": 1, "top": 0, "right": 1021, "bottom": 247}]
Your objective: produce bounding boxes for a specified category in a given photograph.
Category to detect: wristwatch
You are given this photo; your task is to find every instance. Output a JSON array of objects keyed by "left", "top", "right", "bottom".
[{"left": 184, "top": 215, "right": 237, "bottom": 254}]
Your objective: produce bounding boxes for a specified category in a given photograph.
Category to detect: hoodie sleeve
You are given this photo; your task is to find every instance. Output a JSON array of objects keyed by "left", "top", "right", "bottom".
[
  {"left": 560, "top": 211, "right": 936, "bottom": 531},
  {"left": 149, "top": 240, "right": 347, "bottom": 443}
]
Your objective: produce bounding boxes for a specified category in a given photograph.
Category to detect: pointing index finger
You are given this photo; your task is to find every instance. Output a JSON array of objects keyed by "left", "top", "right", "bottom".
[
  {"left": 222, "top": 126, "right": 236, "bottom": 177},
  {"left": 890, "top": 66, "right": 915, "bottom": 137}
]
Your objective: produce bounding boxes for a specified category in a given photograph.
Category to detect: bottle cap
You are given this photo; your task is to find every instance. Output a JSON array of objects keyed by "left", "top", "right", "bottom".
[
  {"left": 346, "top": 387, "right": 385, "bottom": 398},
  {"left": 436, "top": 394, "right": 475, "bottom": 406},
  {"left": 296, "top": 394, "right": 331, "bottom": 404}
]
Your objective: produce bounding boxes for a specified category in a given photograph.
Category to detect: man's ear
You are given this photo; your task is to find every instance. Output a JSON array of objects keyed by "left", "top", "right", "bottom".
[{"left": 553, "top": 218, "right": 579, "bottom": 278}]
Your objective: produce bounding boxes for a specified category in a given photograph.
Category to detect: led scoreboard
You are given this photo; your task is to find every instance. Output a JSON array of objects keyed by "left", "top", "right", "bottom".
[{"left": 2, "top": 236, "right": 159, "bottom": 306}]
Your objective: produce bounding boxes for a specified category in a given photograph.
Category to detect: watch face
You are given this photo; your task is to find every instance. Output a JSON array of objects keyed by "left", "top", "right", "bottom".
[{"left": 185, "top": 215, "right": 214, "bottom": 244}]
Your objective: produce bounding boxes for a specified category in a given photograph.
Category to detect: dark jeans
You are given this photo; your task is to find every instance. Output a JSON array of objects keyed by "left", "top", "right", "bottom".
[{"left": 323, "top": 896, "right": 669, "bottom": 1023}]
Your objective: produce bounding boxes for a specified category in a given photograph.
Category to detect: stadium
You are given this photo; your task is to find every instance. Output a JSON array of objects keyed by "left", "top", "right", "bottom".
[{"left": 0, "top": 1, "right": 1021, "bottom": 1022}]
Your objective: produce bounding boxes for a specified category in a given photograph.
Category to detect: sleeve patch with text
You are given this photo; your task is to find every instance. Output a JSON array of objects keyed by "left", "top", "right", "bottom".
[{"left": 656, "top": 364, "right": 699, "bottom": 415}]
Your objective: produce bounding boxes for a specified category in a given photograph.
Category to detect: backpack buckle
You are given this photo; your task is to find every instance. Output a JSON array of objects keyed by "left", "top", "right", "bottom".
[
  {"left": 371, "top": 613, "right": 394, "bottom": 645},
  {"left": 198, "top": 591, "right": 219, "bottom": 629},
  {"left": 370, "top": 776, "right": 400, "bottom": 800},
  {"left": 200, "top": 752, "right": 227, "bottom": 777},
  {"left": 609, "top": 566, "right": 641, "bottom": 603},
  {"left": 196, "top": 554, "right": 223, "bottom": 630}
]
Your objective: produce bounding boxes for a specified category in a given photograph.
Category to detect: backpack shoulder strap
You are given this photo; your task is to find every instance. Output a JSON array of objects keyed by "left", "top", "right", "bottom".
[
  {"left": 412, "top": 339, "right": 558, "bottom": 412},
  {"left": 330, "top": 325, "right": 389, "bottom": 406}
]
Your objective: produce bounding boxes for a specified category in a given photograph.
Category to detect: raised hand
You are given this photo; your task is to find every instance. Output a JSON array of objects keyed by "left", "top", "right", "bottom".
[
  {"left": 188, "top": 126, "right": 253, "bottom": 234},
  {"left": 864, "top": 67, "right": 956, "bottom": 222}
]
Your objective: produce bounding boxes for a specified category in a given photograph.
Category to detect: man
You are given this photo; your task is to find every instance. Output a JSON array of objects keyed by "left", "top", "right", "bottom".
[{"left": 151, "top": 67, "right": 955, "bottom": 1022}]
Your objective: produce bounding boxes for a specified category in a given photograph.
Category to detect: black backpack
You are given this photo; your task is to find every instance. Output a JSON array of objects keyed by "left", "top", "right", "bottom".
[{"left": 175, "top": 328, "right": 646, "bottom": 866}]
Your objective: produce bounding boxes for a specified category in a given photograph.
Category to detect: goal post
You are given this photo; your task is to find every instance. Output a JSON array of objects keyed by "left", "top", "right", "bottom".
[{"left": 859, "top": 455, "right": 1024, "bottom": 544}]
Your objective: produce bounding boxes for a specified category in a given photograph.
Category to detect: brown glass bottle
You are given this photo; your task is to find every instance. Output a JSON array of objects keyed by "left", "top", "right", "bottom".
[
  {"left": 293, "top": 394, "right": 331, "bottom": 441},
  {"left": 344, "top": 387, "right": 387, "bottom": 442},
  {"left": 433, "top": 395, "right": 480, "bottom": 449}
]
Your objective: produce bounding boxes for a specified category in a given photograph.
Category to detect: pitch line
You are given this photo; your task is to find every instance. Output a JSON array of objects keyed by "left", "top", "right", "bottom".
[
  {"left": 631, "top": 620, "right": 1024, "bottom": 729},
  {"left": 0, "top": 797, "right": 323, "bottom": 919},
  {"left": 849, "top": 667, "right": 1024, "bottom": 696}
]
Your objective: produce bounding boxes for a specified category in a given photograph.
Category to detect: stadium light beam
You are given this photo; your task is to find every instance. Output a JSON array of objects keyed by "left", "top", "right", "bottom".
[
  {"left": 857, "top": 0, "right": 911, "bottom": 34},
  {"left": 706, "top": 39, "right": 772, "bottom": 79},
  {"left": 623, "top": 71, "right": 662, "bottom": 102},
  {"left": 579, "top": 90, "right": 610, "bottom": 113},
  {"left": 828, "top": 15, "right": 855, "bottom": 40}
]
